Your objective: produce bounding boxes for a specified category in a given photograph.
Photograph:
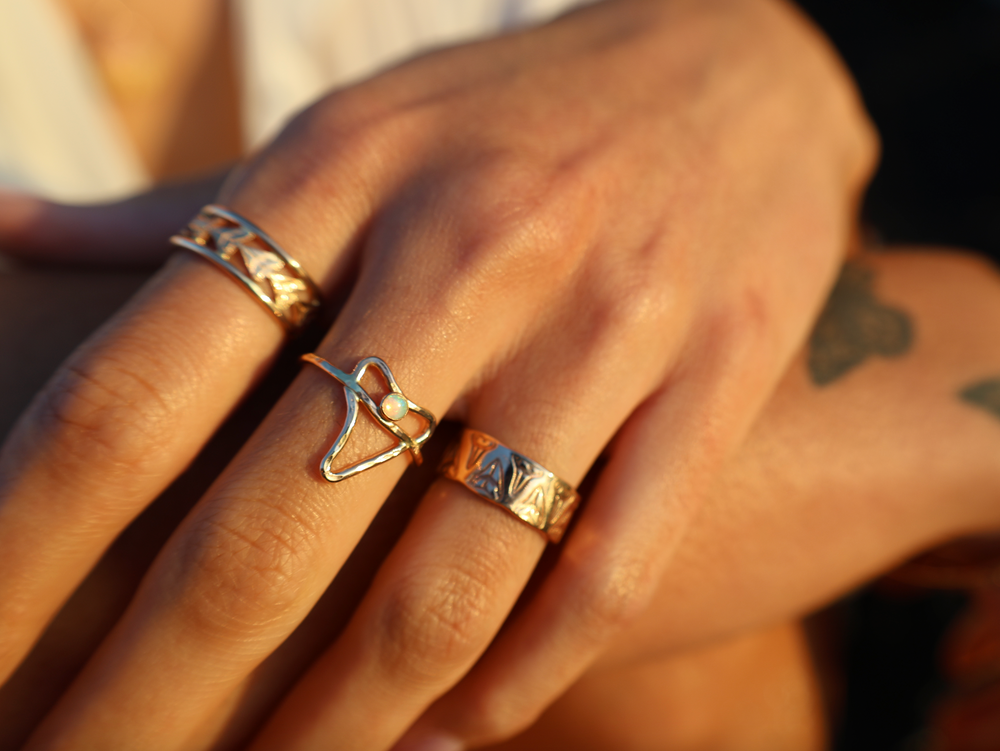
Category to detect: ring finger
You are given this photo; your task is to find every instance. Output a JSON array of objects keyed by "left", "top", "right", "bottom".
[
  {"left": 244, "top": 312, "right": 673, "bottom": 751},
  {"left": 22, "top": 208, "right": 560, "bottom": 749}
]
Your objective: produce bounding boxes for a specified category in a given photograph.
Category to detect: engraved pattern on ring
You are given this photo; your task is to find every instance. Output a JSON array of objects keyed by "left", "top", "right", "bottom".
[
  {"left": 440, "top": 429, "right": 580, "bottom": 543},
  {"left": 170, "top": 204, "right": 321, "bottom": 333}
]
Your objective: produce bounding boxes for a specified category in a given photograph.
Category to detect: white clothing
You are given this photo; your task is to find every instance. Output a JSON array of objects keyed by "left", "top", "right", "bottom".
[
  {"left": 0, "top": 0, "right": 589, "bottom": 203},
  {"left": 0, "top": 0, "right": 147, "bottom": 202}
]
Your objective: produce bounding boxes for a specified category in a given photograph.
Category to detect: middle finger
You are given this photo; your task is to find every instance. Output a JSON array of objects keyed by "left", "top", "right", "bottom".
[{"left": 24, "top": 198, "right": 556, "bottom": 750}]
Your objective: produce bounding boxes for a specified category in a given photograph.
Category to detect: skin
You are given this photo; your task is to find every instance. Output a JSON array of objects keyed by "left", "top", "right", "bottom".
[
  {"left": 0, "top": 266, "right": 826, "bottom": 751},
  {"left": 57, "top": 0, "right": 241, "bottom": 178},
  {"left": 1, "top": 0, "right": 881, "bottom": 747},
  {"left": 2, "top": 248, "right": 1000, "bottom": 750},
  {"left": 481, "top": 621, "right": 826, "bottom": 751}
]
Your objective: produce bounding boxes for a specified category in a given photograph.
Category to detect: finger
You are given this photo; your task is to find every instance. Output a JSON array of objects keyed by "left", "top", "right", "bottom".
[
  {"left": 463, "top": 622, "right": 825, "bottom": 751},
  {"left": 243, "top": 301, "right": 682, "bottom": 751},
  {"left": 251, "top": 481, "right": 548, "bottom": 751},
  {"left": 22, "top": 202, "right": 550, "bottom": 750},
  {"left": 390, "top": 332, "right": 781, "bottom": 750},
  {"left": 23, "top": 78, "right": 598, "bottom": 747},
  {"left": 0, "top": 106, "right": 384, "bottom": 685},
  {"left": 24, "top": 147, "right": 664, "bottom": 747},
  {"left": 416, "top": 249, "right": 1000, "bottom": 751},
  {"left": 0, "top": 171, "right": 227, "bottom": 267}
]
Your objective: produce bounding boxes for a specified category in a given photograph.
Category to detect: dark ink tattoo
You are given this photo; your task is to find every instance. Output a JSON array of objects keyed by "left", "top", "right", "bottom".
[
  {"left": 959, "top": 378, "right": 1000, "bottom": 421},
  {"left": 808, "top": 262, "right": 914, "bottom": 386}
]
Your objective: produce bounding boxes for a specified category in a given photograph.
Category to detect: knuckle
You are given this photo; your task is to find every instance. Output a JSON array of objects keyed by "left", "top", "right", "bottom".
[
  {"left": 697, "top": 289, "right": 776, "bottom": 375},
  {"left": 235, "top": 90, "right": 419, "bottom": 210},
  {"left": 172, "top": 500, "right": 320, "bottom": 638},
  {"left": 456, "top": 689, "right": 541, "bottom": 747},
  {"left": 568, "top": 262, "right": 677, "bottom": 377},
  {"left": 30, "top": 352, "right": 172, "bottom": 478},
  {"left": 298, "top": 91, "right": 398, "bottom": 164},
  {"left": 375, "top": 562, "right": 496, "bottom": 686},
  {"left": 851, "top": 108, "right": 881, "bottom": 184},
  {"left": 439, "top": 153, "right": 587, "bottom": 287},
  {"left": 567, "top": 559, "right": 655, "bottom": 644},
  {"left": 593, "top": 270, "right": 672, "bottom": 342}
]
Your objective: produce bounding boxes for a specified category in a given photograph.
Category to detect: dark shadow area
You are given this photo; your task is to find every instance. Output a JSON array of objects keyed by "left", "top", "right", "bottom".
[
  {"left": 793, "top": 1, "right": 998, "bottom": 744},
  {"left": 830, "top": 587, "right": 968, "bottom": 751},
  {"left": 798, "top": 0, "right": 1000, "bottom": 259}
]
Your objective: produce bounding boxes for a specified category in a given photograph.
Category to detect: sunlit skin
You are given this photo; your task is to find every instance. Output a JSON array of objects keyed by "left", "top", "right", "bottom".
[
  {"left": 2, "top": 245, "right": 999, "bottom": 749},
  {"left": 3, "top": 0, "right": 993, "bottom": 749}
]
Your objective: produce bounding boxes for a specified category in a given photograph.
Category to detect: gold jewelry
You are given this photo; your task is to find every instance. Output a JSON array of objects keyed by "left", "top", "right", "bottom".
[
  {"left": 171, "top": 204, "right": 321, "bottom": 334},
  {"left": 440, "top": 429, "right": 580, "bottom": 543},
  {"left": 302, "top": 354, "right": 436, "bottom": 482}
]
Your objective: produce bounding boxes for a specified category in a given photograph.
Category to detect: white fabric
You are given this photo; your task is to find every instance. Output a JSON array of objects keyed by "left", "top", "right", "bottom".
[
  {"left": 0, "top": 0, "right": 148, "bottom": 202},
  {"left": 235, "top": 0, "right": 592, "bottom": 149},
  {"left": 0, "top": 0, "right": 592, "bottom": 203}
]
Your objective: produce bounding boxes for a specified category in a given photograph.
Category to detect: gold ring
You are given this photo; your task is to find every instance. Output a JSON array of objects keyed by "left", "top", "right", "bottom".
[
  {"left": 302, "top": 354, "right": 437, "bottom": 482},
  {"left": 170, "top": 204, "right": 321, "bottom": 334},
  {"left": 440, "top": 428, "right": 580, "bottom": 543}
]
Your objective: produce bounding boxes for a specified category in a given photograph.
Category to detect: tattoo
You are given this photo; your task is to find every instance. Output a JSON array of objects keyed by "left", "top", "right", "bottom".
[
  {"left": 959, "top": 379, "right": 1000, "bottom": 421},
  {"left": 808, "top": 262, "right": 914, "bottom": 386}
]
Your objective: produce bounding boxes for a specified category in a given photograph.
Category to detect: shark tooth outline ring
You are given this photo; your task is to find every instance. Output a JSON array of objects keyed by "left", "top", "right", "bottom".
[
  {"left": 170, "top": 204, "right": 322, "bottom": 334},
  {"left": 301, "top": 354, "right": 437, "bottom": 482}
]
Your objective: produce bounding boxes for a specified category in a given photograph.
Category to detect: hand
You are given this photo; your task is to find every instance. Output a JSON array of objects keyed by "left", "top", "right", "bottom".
[
  {"left": 5, "top": 248, "right": 999, "bottom": 750},
  {"left": 242, "top": 249, "right": 1000, "bottom": 748},
  {"left": 480, "top": 620, "right": 825, "bottom": 751},
  {"left": 0, "top": 0, "right": 874, "bottom": 749},
  {"left": 596, "top": 248, "right": 1000, "bottom": 667},
  {"left": 392, "top": 248, "right": 1000, "bottom": 748}
]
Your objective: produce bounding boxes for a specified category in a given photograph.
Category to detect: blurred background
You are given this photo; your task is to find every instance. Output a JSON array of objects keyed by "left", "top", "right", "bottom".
[{"left": 802, "top": 0, "right": 999, "bottom": 263}]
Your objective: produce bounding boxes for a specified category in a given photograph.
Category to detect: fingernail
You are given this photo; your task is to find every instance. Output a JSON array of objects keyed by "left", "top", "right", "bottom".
[{"left": 390, "top": 732, "right": 464, "bottom": 751}]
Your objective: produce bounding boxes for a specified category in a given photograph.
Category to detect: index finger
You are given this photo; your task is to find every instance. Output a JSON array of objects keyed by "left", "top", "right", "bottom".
[{"left": 0, "top": 107, "right": 385, "bottom": 683}]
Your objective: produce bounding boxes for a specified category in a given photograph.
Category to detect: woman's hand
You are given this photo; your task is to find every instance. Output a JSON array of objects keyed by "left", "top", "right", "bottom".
[
  {"left": 5, "top": 248, "right": 1000, "bottom": 750},
  {"left": 247, "top": 249, "right": 1000, "bottom": 749},
  {"left": 394, "top": 248, "right": 1000, "bottom": 748},
  {"left": 0, "top": 0, "right": 875, "bottom": 749},
  {"left": 482, "top": 620, "right": 826, "bottom": 751},
  {"left": 590, "top": 249, "right": 1000, "bottom": 664}
]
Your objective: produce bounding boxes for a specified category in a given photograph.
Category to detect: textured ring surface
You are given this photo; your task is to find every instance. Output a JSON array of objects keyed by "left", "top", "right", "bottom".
[
  {"left": 170, "top": 204, "right": 321, "bottom": 334},
  {"left": 302, "top": 354, "right": 436, "bottom": 482},
  {"left": 440, "top": 428, "right": 580, "bottom": 543}
]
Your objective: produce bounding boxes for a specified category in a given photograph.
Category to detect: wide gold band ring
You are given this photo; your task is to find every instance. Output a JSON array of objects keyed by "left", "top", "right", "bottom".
[
  {"left": 440, "top": 429, "right": 580, "bottom": 543},
  {"left": 302, "top": 354, "right": 437, "bottom": 483},
  {"left": 170, "top": 204, "right": 321, "bottom": 334}
]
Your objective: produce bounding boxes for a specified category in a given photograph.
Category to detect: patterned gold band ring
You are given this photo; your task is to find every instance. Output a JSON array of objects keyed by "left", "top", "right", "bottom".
[
  {"left": 440, "top": 428, "right": 580, "bottom": 543},
  {"left": 170, "top": 204, "right": 322, "bottom": 334}
]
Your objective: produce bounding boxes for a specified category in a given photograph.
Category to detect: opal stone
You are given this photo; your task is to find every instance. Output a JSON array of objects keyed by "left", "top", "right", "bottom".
[{"left": 380, "top": 393, "right": 409, "bottom": 421}]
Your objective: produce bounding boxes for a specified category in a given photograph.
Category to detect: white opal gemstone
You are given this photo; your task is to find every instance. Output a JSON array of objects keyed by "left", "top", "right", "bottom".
[{"left": 381, "top": 393, "right": 409, "bottom": 421}]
